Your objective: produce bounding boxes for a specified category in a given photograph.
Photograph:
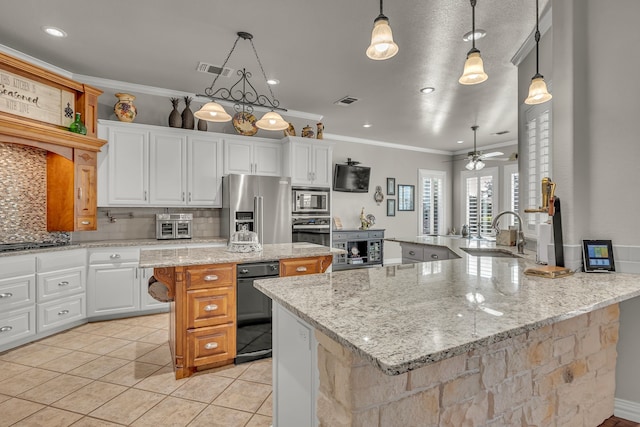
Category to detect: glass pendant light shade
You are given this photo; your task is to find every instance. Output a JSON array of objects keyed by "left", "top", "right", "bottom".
[
  {"left": 466, "top": 160, "right": 475, "bottom": 171},
  {"left": 525, "top": 76, "right": 552, "bottom": 105},
  {"left": 466, "top": 159, "right": 485, "bottom": 170},
  {"left": 256, "top": 111, "right": 289, "bottom": 131},
  {"left": 459, "top": 50, "right": 488, "bottom": 85},
  {"left": 366, "top": 16, "right": 399, "bottom": 60},
  {"left": 194, "top": 102, "right": 232, "bottom": 122}
]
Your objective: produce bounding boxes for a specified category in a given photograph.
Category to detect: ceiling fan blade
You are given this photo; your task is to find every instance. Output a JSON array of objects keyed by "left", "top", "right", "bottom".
[{"left": 479, "top": 151, "right": 504, "bottom": 159}]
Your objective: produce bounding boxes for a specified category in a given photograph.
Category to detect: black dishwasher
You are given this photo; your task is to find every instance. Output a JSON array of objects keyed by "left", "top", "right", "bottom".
[{"left": 236, "top": 261, "right": 279, "bottom": 364}]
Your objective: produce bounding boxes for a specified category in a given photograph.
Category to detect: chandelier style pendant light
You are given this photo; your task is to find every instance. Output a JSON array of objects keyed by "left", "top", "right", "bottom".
[
  {"left": 524, "top": 0, "right": 552, "bottom": 105},
  {"left": 366, "top": 0, "right": 399, "bottom": 60},
  {"left": 459, "top": 0, "right": 488, "bottom": 85},
  {"left": 195, "top": 31, "right": 288, "bottom": 131},
  {"left": 466, "top": 125, "right": 485, "bottom": 171}
]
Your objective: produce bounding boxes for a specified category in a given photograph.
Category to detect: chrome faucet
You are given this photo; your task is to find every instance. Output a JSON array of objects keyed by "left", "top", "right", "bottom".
[{"left": 491, "top": 211, "right": 526, "bottom": 254}]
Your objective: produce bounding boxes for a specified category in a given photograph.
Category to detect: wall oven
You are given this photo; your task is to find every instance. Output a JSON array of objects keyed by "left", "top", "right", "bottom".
[
  {"left": 292, "top": 216, "right": 331, "bottom": 247},
  {"left": 292, "top": 188, "right": 330, "bottom": 215}
]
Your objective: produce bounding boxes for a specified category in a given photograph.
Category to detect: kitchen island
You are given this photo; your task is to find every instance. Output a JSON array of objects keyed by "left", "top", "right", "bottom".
[
  {"left": 139, "top": 242, "right": 336, "bottom": 379},
  {"left": 255, "top": 236, "right": 640, "bottom": 427}
]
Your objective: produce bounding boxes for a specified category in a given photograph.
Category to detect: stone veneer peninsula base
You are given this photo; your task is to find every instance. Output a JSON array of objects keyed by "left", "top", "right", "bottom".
[{"left": 316, "top": 304, "right": 620, "bottom": 427}]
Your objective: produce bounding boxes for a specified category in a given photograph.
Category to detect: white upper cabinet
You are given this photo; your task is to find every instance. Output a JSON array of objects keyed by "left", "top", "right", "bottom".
[
  {"left": 188, "top": 135, "right": 223, "bottom": 206},
  {"left": 149, "top": 131, "right": 187, "bottom": 205},
  {"left": 224, "top": 138, "right": 282, "bottom": 176},
  {"left": 283, "top": 137, "right": 333, "bottom": 187}
]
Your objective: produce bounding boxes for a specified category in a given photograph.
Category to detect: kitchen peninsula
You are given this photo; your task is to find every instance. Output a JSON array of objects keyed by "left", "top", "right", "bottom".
[
  {"left": 255, "top": 237, "right": 640, "bottom": 427},
  {"left": 138, "top": 242, "right": 336, "bottom": 379}
]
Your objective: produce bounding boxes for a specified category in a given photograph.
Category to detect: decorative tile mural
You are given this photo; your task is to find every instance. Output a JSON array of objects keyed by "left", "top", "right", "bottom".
[{"left": 0, "top": 143, "right": 69, "bottom": 243}]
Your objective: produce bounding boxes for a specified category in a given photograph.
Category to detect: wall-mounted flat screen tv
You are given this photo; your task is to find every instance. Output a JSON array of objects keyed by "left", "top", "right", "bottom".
[{"left": 333, "top": 164, "right": 371, "bottom": 193}]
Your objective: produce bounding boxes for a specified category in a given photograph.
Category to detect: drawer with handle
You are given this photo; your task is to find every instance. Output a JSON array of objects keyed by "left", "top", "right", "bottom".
[
  {"left": 37, "top": 293, "right": 85, "bottom": 333},
  {"left": 0, "top": 275, "right": 35, "bottom": 311},
  {"left": 187, "top": 286, "right": 235, "bottom": 329},
  {"left": 76, "top": 216, "right": 95, "bottom": 231},
  {"left": 0, "top": 307, "right": 36, "bottom": 347},
  {"left": 37, "top": 267, "right": 84, "bottom": 302},
  {"left": 187, "top": 323, "right": 235, "bottom": 367},
  {"left": 186, "top": 264, "right": 235, "bottom": 290},
  {"left": 89, "top": 248, "right": 139, "bottom": 264},
  {"left": 280, "top": 257, "right": 324, "bottom": 277},
  {"left": 402, "top": 245, "right": 425, "bottom": 262}
]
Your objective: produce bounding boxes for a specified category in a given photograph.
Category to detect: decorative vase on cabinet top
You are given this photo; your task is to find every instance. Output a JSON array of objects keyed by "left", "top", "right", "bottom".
[
  {"left": 168, "top": 97, "right": 182, "bottom": 128},
  {"left": 181, "top": 96, "right": 195, "bottom": 130},
  {"left": 114, "top": 93, "right": 137, "bottom": 122},
  {"left": 68, "top": 112, "right": 87, "bottom": 135}
]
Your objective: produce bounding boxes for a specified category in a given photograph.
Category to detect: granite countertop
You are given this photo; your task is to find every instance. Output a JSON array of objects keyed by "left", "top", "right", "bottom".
[
  {"left": 255, "top": 236, "right": 640, "bottom": 376},
  {"left": 139, "top": 242, "right": 340, "bottom": 268}
]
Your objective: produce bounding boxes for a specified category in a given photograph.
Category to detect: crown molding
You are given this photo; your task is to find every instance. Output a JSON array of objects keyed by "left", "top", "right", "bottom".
[
  {"left": 453, "top": 139, "right": 518, "bottom": 156},
  {"left": 0, "top": 43, "right": 73, "bottom": 78},
  {"left": 324, "top": 133, "right": 453, "bottom": 156},
  {"left": 511, "top": 3, "right": 552, "bottom": 66}
]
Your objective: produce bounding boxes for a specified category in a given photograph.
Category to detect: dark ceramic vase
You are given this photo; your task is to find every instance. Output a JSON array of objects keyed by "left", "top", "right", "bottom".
[
  {"left": 181, "top": 96, "right": 195, "bottom": 130},
  {"left": 168, "top": 98, "right": 182, "bottom": 128},
  {"left": 197, "top": 118, "right": 208, "bottom": 132}
]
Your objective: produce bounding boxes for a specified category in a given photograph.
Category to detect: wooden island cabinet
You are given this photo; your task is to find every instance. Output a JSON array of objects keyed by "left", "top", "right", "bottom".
[{"left": 149, "top": 250, "right": 334, "bottom": 379}]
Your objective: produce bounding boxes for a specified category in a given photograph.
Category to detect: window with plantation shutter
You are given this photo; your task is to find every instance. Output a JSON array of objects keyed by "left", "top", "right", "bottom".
[
  {"left": 525, "top": 104, "right": 552, "bottom": 231},
  {"left": 419, "top": 170, "right": 446, "bottom": 236},
  {"left": 502, "top": 164, "right": 519, "bottom": 227},
  {"left": 462, "top": 168, "right": 499, "bottom": 238}
]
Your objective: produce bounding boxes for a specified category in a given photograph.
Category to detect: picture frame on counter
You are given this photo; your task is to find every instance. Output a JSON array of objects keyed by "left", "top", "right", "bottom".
[
  {"left": 387, "top": 199, "right": 396, "bottom": 216},
  {"left": 386, "top": 178, "right": 396, "bottom": 195},
  {"left": 398, "top": 184, "right": 415, "bottom": 211}
]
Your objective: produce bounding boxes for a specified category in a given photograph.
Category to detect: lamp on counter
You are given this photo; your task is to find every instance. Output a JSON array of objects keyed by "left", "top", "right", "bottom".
[
  {"left": 366, "top": 0, "right": 399, "bottom": 60},
  {"left": 524, "top": 0, "right": 552, "bottom": 105},
  {"left": 459, "top": 0, "right": 488, "bottom": 85},
  {"left": 195, "top": 31, "right": 289, "bottom": 131}
]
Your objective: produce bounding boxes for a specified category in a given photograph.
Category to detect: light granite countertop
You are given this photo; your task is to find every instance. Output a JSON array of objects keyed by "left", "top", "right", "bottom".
[
  {"left": 139, "top": 242, "right": 339, "bottom": 268},
  {"left": 255, "top": 236, "right": 640, "bottom": 375}
]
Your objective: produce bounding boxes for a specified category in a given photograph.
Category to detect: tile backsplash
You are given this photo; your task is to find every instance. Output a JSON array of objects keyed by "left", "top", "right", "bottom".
[{"left": 0, "top": 143, "right": 69, "bottom": 244}]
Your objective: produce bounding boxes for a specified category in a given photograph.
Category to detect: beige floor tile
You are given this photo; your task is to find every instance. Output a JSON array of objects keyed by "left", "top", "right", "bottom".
[
  {"left": 67, "top": 356, "right": 130, "bottom": 380},
  {"left": 38, "top": 351, "right": 101, "bottom": 373},
  {"left": 256, "top": 393, "right": 273, "bottom": 417},
  {"left": 0, "top": 397, "right": 44, "bottom": 426},
  {"left": 12, "top": 406, "right": 83, "bottom": 426},
  {"left": 171, "top": 372, "right": 234, "bottom": 403},
  {"left": 0, "top": 360, "right": 30, "bottom": 381},
  {"left": 209, "top": 362, "right": 250, "bottom": 379},
  {"left": 68, "top": 322, "right": 111, "bottom": 334},
  {"left": 212, "top": 379, "right": 272, "bottom": 413},
  {"left": 0, "top": 367, "right": 60, "bottom": 396},
  {"left": 131, "top": 313, "right": 170, "bottom": 330},
  {"left": 80, "top": 337, "right": 132, "bottom": 355},
  {"left": 83, "top": 322, "right": 132, "bottom": 337},
  {"left": 106, "top": 341, "right": 158, "bottom": 361},
  {"left": 18, "top": 373, "right": 92, "bottom": 405},
  {"left": 44, "top": 333, "right": 106, "bottom": 351},
  {"left": 110, "top": 325, "right": 158, "bottom": 341},
  {"left": 238, "top": 359, "right": 272, "bottom": 385},
  {"left": 99, "top": 361, "right": 162, "bottom": 387},
  {"left": 0, "top": 394, "right": 11, "bottom": 403},
  {"left": 133, "top": 366, "right": 187, "bottom": 395},
  {"left": 187, "top": 404, "right": 253, "bottom": 427},
  {"left": 69, "top": 417, "right": 125, "bottom": 426},
  {"left": 246, "top": 413, "right": 273, "bottom": 427},
  {"left": 52, "top": 381, "right": 127, "bottom": 414},
  {"left": 0, "top": 343, "right": 71, "bottom": 367},
  {"left": 136, "top": 329, "right": 169, "bottom": 345},
  {"left": 135, "top": 344, "right": 172, "bottom": 365},
  {"left": 88, "top": 388, "right": 165, "bottom": 425},
  {"left": 36, "top": 330, "right": 84, "bottom": 347},
  {"left": 131, "top": 396, "right": 207, "bottom": 426}
]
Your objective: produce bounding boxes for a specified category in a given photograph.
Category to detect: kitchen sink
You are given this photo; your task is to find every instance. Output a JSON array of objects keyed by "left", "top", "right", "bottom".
[{"left": 460, "top": 248, "right": 521, "bottom": 258}]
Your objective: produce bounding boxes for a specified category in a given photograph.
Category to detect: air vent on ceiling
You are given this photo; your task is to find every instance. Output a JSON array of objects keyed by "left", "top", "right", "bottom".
[
  {"left": 334, "top": 96, "right": 360, "bottom": 106},
  {"left": 196, "top": 62, "right": 233, "bottom": 77}
]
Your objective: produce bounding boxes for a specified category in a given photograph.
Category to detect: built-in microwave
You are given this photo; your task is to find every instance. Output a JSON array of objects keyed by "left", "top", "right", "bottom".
[{"left": 292, "top": 188, "right": 330, "bottom": 215}]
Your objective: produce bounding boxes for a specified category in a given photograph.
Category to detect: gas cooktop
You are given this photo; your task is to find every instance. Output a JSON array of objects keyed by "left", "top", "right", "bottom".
[{"left": 0, "top": 242, "right": 69, "bottom": 253}]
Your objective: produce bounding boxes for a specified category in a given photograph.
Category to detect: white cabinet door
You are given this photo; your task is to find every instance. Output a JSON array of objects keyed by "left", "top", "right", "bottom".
[
  {"left": 312, "top": 144, "right": 332, "bottom": 188},
  {"left": 87, "top": 263, "right": 139, "bottom": 317},
  {"left": 149, "top": 131, "right": 187, "bottom": 205},
  {"left": 253, "top": 141, "right": 282, "bottom": 176},
  {"left": 224, "top": 140, "right": 254, "bottom": 175},
  {"left": 290, "top": 141, "right": 313, "bottom": 185},
  {"left": 139, "top": 267, "right": 169, "bottom": 311},
  {"left": 286, "top": 139, "right": 333, "bottom": 187},
  {"left": 188, "top": 136, "right": 222, "bottom": 207},
  {"left": 107, "top": 127, "right": 149, "bottom": 205},
  {"left": 224, "top": 139, "right": 282, "bottom": 176}
]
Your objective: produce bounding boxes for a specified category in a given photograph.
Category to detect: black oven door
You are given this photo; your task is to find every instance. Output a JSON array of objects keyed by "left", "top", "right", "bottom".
[{"left": 292, "top": 230, "right": 330, "bottom": 247}]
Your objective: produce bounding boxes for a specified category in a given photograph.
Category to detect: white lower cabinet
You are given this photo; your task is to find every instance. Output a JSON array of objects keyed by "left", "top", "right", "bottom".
[
  {"left": 37, "top": 293, "right": 85, "bottom": 332},
  {"left": 0, "top": 307, "right": 36, "bottom": 347},
  {"left": 0, "top": 254, "right": 36, "bottom": 350},
  {"left": 273, "top": 302, "right": 318, "bottom": 427}
]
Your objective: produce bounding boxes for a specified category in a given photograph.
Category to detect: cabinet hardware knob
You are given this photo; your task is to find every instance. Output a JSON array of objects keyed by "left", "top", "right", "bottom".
[
  {"left": 81, "top": 221, "right": 90, "bottom": 225},
  {"left": 189, "top": 192, "right": 192, "bottom": 202},
  {"left": 240, "top": 269, "right": 249, "bottom": 274},
  {"left": 296, "top": 266, "right": 308, "bottom": 272},
  {"left": 144, "top": 190, "right": 147, "bottom": 201},
  {"left": 110, "top": 254, "right": 121, "bottom": 259},
  {"left": 204, "top": 304, "right": 218, "bottom": 312},
  {"left": 409, "top": 251, "right": 415, "bottom": 256},
  {"left": 182, "top": 192, "right": 185, "bottom": 201},
  {"left": 431, "top": 254, "right": 439, "bottom": 259},
  {"left": 204, "top": 275, "right": 219, "bottom": 281},
  {"left": 0, "top": 326, "right": 12, "bottom": 332},
  {"left": 58, "top": 309, "right": 70, "bottom": 316},
  {"left": 0, "top": 293, "right": 13, "bottom": 299},
  {"left": 58, "top": 281, "right": 69, "bottom": 287},
  {"left": 77, "top": 187, "right": 82, "bottom": 200},
  {"left": 204, "top": 342, "right": 218, "bottom": 350}
]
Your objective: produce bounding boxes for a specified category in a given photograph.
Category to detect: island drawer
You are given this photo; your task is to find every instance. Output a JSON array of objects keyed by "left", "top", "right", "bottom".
[
  {"left": 185, "top": 264, "right": 235, "bottom": 290},
  {"left": 187, "top": 324, "right": 235, "bottom": 367},
  {"left": 187, "top": 286, "right": 235, "bottom": 329},
  {"left": 402, "top": 245, "right": 424, "bottom": 262},
  {"left": 280, "top": 257, "right": 326, "bottom": 277}
]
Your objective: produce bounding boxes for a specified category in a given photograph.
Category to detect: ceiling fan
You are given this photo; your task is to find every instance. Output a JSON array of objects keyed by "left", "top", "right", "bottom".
[{"left": 464, "top": 125, "right": 511, "bottom": 170}]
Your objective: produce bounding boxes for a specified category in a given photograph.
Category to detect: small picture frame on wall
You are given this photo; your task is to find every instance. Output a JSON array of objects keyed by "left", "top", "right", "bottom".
[
  {"left": 386, "top": 178, "right": 396, "bottom": 195},
  {"left": 398, "top": 184, "right": 415, "bottom": 211},
  {"left": 387, "top": 199, "right": 396, "bottom": 216}
]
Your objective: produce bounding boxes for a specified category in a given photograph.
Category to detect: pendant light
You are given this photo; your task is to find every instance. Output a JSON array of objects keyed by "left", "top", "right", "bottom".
[
  {"left": 524, "top": 0, "right": 552, "bottom": 105},
  {"left": 366, "top": 0, "right": 399, "bottom": 60},
  {"left": 459, "top": 0, "right": 488, "bottom": 85},
  {"left": 465, "top": 125, "right": 486, "bottom": 171}
]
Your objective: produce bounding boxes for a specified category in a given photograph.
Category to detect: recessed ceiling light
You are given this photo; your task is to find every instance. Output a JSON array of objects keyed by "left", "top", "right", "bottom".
[
  {"left": 462, "top": 29, "right": 486, "bottom": 42},
  {"left": 363, "top": 123, "right": 372, "bottom": 128},
  {"left": 42, "top": 26, "right": 67, "bottom": 38},
  {"left": 266, "top": 78, "right": 279, "bottom": 85},
  {"left": 420, "top": 87, "right": 435, "bottom": 94},
  {"left": 457, "top": 140, "right": 464, "bottom": 144}
]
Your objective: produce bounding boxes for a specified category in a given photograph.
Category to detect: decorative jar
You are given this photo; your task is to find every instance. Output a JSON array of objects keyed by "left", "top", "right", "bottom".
[
  {"left": 114, "top": 93, "right": 137, "bottom": 122},
  {"left": 68, "top": 112, "right": 87, "bottom": 135}
]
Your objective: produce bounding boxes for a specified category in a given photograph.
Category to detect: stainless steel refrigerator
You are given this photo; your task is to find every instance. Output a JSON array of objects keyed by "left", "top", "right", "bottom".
[{"left": 221, "top": 174, "right": 292, "bottom": 244}]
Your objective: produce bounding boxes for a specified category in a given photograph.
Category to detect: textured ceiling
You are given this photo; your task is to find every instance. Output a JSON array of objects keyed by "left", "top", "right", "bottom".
[{"left": 0, "top": 0, "right": 549, "bottom": 153}]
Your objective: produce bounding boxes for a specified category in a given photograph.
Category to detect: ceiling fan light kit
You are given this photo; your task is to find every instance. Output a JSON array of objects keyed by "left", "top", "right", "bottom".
[
  {"left": 366, "top": 0, "right": 399, "bottom": 60},
  {"left": 525, "top": 0, "right": 552, "bottom": 105},
  {"left": 459, "top": 0, "right": 488, "bottom": 85}
]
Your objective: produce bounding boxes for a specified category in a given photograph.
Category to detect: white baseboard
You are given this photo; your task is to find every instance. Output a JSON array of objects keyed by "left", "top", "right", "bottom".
[{"left": 615, "top": 398, "right": 640, "bottom": 422}]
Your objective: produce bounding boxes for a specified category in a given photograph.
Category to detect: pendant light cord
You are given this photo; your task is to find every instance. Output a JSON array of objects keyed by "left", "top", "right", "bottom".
[
  {"left": 471, "top": 0, "right": 477, "bottom": 50},
  {"left": 534, "top": 0, "right": 540, "bottom": 76}
]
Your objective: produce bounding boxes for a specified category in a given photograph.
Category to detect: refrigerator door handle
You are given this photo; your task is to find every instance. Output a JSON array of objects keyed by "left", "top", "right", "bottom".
[{"left": 254, "top": 196, "right": 264, "bottom": 244}]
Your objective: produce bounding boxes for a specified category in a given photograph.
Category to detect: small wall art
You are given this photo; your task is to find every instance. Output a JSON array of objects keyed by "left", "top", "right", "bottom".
[
  {"left": 386, "top": 178, "right": 396, "bottom": 195},
  {"left": 398, "top": 184, "right": 415, "bottom": 211},
  {"left": 387, "top": 199, "right": 396, "bottom": 216}
]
